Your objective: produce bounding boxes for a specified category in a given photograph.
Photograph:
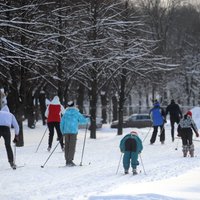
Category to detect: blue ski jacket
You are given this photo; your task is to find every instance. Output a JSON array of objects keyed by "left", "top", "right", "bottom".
[
  {"left": 60, "top": 107, "right": 89, "bottom": 135},
  {"left": 149, "top": 102, "right": 165, "bottom": 126}
]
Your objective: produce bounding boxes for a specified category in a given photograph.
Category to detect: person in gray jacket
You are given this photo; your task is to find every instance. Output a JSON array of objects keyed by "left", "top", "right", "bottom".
[{"left": 0, "top": 105, "right": 19, "bottom": 169}]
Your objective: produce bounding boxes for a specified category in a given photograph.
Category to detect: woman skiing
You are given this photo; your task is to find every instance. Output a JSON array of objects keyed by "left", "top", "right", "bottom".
[{"left": 45, "top": 96, "right": 65, "bottom": 151}]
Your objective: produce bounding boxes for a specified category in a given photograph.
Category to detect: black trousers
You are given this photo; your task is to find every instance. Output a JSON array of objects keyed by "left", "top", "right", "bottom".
[
  {"left": 0, "top": 126, "right": 14, "bottom": 163},
  {"left": 150, "top": 125, "right": 165, "bottom": 144},
  {"left": 47, "top": 122, "right": 64, "bottom": 148},
  {"left": 181, "top": 128, "right": 193, "bottom": 146},
  {"left": 170, "top": 117, "right": 180, "bottom": 140}
]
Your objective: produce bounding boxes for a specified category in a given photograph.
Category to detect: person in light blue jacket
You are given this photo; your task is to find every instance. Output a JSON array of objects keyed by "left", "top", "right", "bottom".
[
  {"left": 60, "top": 101, "right": 89, "bottom": 166},
  {"left": 0, "top": 105, "right": 19, "bottom": 169}
]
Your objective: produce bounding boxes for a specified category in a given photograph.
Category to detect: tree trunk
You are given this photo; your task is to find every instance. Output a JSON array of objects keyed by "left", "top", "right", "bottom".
[
  {"left": 138, "top": 91, "right": 142, "bottom": 114},
  {"left": 117, "top": 69, "right": 126, "bottom": 136},
  {"left": 77, "top": 83, "right": 85, "bottom": 113},
  {"left": 112, "top": 95, "right": 118, "bottom": 121},
  {"left": 100, "top": 91, "right": 107, "bottom": 124},
  {"left": 39, "top": 90, "right": 46, "bottom": 125},
  {"left": 89, "top": 74, "right": 97, "bottom": 139},
  {"left": 7, "top": 88, "right": 24, "bottom": 147},
  {"left": 26, "top": 88, "right": 35, "bottom": 129}
]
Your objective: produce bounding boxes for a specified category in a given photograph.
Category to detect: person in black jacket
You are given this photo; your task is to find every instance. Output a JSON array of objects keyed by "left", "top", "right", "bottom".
[{"left": 166, "top": 99, "right": 182, "bottom": 142}]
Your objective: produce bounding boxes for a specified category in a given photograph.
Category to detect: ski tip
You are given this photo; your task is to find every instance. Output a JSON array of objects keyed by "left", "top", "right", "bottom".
[{"left": 41, "top": 166, "right": 44, "bottom": 168}]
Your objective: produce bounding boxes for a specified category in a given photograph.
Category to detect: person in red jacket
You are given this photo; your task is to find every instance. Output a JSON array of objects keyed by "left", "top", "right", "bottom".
[{"left": 45, "top": 96, "right": 65, "bottom": 151}]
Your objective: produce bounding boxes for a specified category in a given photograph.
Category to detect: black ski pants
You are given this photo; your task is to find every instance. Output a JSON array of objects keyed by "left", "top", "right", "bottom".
[
  {"left": 170, "top": 117, "right": 180, "bottom": 141},
  {"left": 0, "top": 126, "right": 14, "bottom": 163},
  {"left": 180, "top": 128, "right": 193, "bottom": 146},
  {"left": 47, "top": 122, "right": 64, "bottom": 149},
  {"left": 150, "top": 125, "right": 165, "bottom": 144}
]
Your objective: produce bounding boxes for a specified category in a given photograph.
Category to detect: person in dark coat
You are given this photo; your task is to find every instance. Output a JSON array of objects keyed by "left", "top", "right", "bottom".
[
  {"left": 166, "top": 99, "right": 182, "bottom": 142},
  {"left": 149, "top": 100, "right": 166, "bottom": 144},
  {"left": 177, "top": 111, "right": 199, "bottom": 157},
  {"left": 119, "top": 131, "right": 143, "bottom": 175}
]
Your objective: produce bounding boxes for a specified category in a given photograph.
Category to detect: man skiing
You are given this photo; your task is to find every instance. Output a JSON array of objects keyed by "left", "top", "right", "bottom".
[
  {"left": 0, "top": 105, "right": 19, "bottom": 169},
  {"left": 119, "top": 131, "right": 143, "bottom": 175},
  {"left": 177, "top": 111, "right": 199, "bottom": 157},
  {"left": 149, "top": 100, "right": 166, "bottom": 144},
  {"left": 166, "top": 99, "right": 182, "bottom": 142},
  {"left": 60, "top": 101, "right": 89, "bottom": 166},
  {"left": 45, "top": 95, "right": 65, "bottom": 151}
]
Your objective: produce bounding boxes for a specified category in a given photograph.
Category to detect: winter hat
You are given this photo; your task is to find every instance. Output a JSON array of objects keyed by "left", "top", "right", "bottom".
[
  {"left": 171, "top": 99, "right": 175, "bottom": 104},
  {"left": 67, "top": 101, "right": 74, "bottom": 107},
  {"left": 186, "top": 111, "right": 192, "bottom": 117},
  {"left": 51, "top": 96, "right": 60, "bottom": 105},
  {"left": 130, "top": 131, "right": 138, "bottom": 136}
]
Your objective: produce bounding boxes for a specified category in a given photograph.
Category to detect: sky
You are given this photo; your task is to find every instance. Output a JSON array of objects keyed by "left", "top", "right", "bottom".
[{"left": 0, "top": 108, "right": 200, "bottom": 200}]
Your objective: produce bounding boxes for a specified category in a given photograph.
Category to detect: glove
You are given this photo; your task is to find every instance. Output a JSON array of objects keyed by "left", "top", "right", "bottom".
[
  {"left": 196, "top": 133, "right": 199, "bottom": 138},
  {"left": 164, "top": 119, "right": 167, "bottom": 123},
  {"left": 13, "top": 135, "right": 19, "bottom": 143},
  {"left": 57, "top": 136, "right": 63, "bottom": 141}
]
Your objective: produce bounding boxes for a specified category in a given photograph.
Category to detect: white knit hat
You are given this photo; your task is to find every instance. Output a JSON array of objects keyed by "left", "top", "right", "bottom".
[
  {"left": 130, "top": 131, "right": 138, "bottom": 136},
  {"left": 67, "top": 101, "right": 74, "bottom": 107}
]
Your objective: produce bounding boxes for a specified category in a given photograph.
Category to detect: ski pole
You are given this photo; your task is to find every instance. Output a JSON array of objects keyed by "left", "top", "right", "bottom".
[
  {"left": 142, "top": 126, "right": 152, "bottom": 142},
  {"left": 116, "top": 153, "right": 123, "bottom": 175},
  {"left": 139, "top": 154, "right": 147, "bottom": 175},
  {"left": 175, "top": 138, "right": 179, "bottom": 150},
  {"left": 35, "top": 127, "right": 48, "bottom": 153},
  {"left": 80, "top": 123, "right": 88, "bottom": 166},
  {"left": 13, "top": 144, "right": 16, "bottom": 164},
  {"left": 41, "top": 141, "right": 60, "bottom": 168}
]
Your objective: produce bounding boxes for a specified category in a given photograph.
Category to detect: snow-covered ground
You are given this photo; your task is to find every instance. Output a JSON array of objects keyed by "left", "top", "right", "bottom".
[{"left": 0, "top": 111, "right": 200, "bottom": 200}]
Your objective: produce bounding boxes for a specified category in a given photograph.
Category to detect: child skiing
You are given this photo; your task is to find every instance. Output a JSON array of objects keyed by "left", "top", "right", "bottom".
[
  {"left": 119, "top": 131, "right": 143, "bottom": 175},
  {"left": 177, "top": 111, "right": 199, "bottom": 157}
]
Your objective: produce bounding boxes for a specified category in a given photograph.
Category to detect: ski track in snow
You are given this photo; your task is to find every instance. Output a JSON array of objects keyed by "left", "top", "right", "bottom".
[{"left": 0, "top": 121, "right": 200, "bottom": 200}]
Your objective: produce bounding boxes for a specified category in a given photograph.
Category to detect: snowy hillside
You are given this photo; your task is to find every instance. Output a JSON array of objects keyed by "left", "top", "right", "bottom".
[{"left": 0, "top": 115, "right": 200, "bottom": 200}]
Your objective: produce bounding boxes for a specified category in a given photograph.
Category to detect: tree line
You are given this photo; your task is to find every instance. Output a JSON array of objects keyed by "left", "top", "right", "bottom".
[{"left": 0, "top": 0, "right": 200, "bottom": 145}]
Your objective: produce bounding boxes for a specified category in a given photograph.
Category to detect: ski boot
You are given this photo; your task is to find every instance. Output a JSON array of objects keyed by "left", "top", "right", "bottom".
[
  {"left": 9, "top": 162, "right": 16, "bottom": 170},
  {"left": 124, "top": 170, "right": 129, "bottom": 175},
  {"left": 66, "top": 161, "right": 76, "bottom": 167},
  {"left": 132, "top": 169, "right": 138, "bottom": 175},
  {"left": 47, "top": 147, "right": 51, "bottom": 152},
  {"left": 182, "top": 145, "right": 188, "bottom": 157},
  {"left": 189, "top": 144, "right": 194, "bottom": 157}
]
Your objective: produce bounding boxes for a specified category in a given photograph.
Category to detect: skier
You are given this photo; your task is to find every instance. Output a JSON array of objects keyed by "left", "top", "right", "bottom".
[
  {"left": 177, "top": 111, "right": 199, "bottom": 157},
  {"left": 119, "top": 131, "right": 143, "bottom": 175},
  {"left": 149, "top": 100, "right": 166, "bottom": 144},
  {"left": 166, "top": 99, "right": 182, "bottom": 142},
  {"left": 60, "top": 101, "right": 89, "bottom": 166},
  {"left": 45, "top": 96, "right": 65, "bottom": 151},
  {"left": 0, "top": 105, "right": 19, "bottom": 169}
]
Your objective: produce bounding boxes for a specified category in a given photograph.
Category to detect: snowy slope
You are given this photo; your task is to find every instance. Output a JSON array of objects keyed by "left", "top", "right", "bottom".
[{"left": 0, "top": 117, "right": 200, "bottom": 200}]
